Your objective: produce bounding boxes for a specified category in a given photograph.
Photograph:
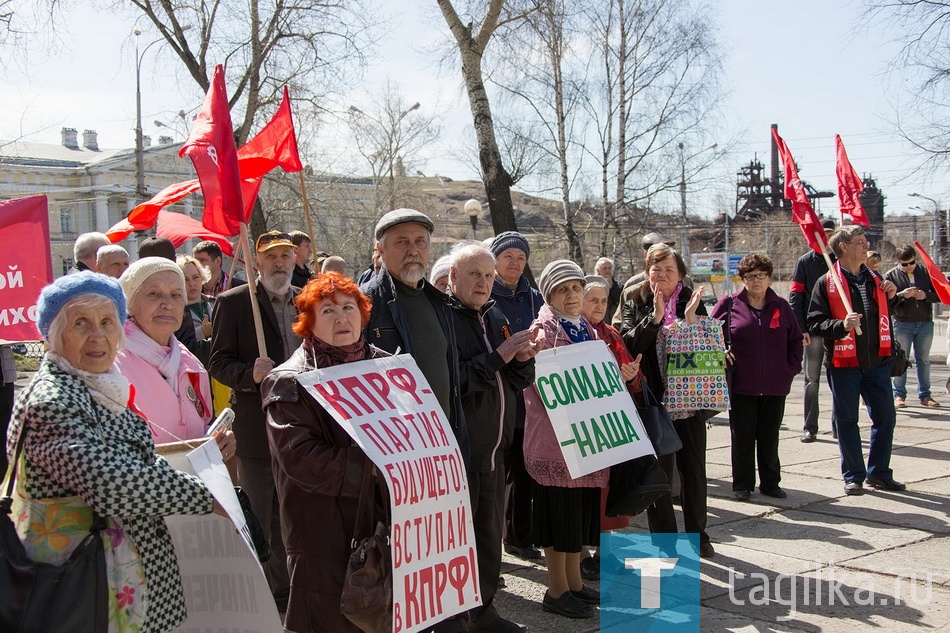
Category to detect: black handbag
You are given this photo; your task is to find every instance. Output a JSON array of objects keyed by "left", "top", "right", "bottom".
[
  {"left": 638, "top": 382, "right": 683, "bottom": 456},
  {"left": 889, "top": 339, "right": 912, "bottom": 378},
  {"left": 341, "top": 460, "right": 392, "bottom": 633},
  {"left": 1, "top": 424, "right": 108, "bottom": 633},
  {"left": 604, "top": 454, "right": 670, "bottom": 517}
]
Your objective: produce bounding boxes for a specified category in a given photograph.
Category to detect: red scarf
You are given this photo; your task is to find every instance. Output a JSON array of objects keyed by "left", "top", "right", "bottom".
[{"left": 825, "top": 262, "right": 892, "bottom": 367}]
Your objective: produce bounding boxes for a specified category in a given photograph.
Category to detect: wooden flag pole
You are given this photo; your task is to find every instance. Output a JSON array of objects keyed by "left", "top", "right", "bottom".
[
  {"left": 239, "top": 223, "right": 268, "bottom": 357},
  {"left": 814, "top": 231, "right": 862, "bottom": 336},
  {"left": 298, "top": 171, "right": 316, "bottom": 248},
  {"left": 226, "top": 244, "right": 241, "bottom": 291}
]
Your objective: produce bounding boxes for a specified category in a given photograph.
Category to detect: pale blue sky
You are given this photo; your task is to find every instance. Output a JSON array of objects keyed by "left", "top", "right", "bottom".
[{"left": 1, "top": 1, "right": 944, "bottom": 217}]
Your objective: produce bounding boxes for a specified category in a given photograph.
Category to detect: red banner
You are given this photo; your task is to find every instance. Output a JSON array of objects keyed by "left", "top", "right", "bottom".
[
  {"left": 238, "top": 86, "right": 303, "bottom": 179},
  {"left": 913, "top": 241, "right": 950, "bottom": 305},
  {"left": 155, "top": 211, "right": 235, "bottom": 256},
  {"left": 772, "top": 128, "right": 827, "bottom": 253},
  {"left": 0, "top": 196, "right": 52, "bottom": 341},
  {"left": 835, "top": 134, "right": 871, "bottom": 227}
]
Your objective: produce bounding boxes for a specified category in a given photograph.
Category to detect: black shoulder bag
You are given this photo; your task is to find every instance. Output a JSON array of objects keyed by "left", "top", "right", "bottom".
[{"left": 0, "top": 424, "right": 108, "bottom": 633}]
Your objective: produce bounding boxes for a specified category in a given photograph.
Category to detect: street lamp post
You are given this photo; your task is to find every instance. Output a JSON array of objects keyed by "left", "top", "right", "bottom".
[
  {"left": 910, "top": 192, "right": 941, "bottom": 265},
  {"left": 134, "top": 27, "right": 189, "bottom": 202},
  {"left": 465, "top": 199, "right": 480, "bottom": 240}
]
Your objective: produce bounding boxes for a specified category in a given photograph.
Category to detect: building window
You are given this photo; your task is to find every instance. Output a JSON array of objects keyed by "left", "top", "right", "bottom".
[
  {"left": 60, "top": 207, "right": 73, "bottom": 234},
  {"left": 62, "top": 258, "right": 74, "bottom": 276}
]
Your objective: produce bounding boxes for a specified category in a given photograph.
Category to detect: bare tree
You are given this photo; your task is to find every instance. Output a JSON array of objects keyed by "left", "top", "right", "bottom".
[
  {"left": 866, "top": 0, "right": 950, "bottom": 166},
  {"left": 95, "top": 0, "right": 375, "bottom": 236},
  {"left": 494, "top": 0, "right": 587, "bottom": 262},
  {"left": 347, "top": 81, "right": 441, "bottom": 214},
  {"left": 436, "top": 0, "right": 538, "bottom": 237}
]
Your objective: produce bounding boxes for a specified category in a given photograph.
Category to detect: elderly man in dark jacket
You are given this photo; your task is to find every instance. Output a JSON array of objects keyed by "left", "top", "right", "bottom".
[
  {"left": 449, "top": 243, "right": 539, "bottom": 633},
  {"left": 361, "top": 209, "right": 469, "bottom": 467},
  {"left": 807, "top": 226, "right": 903, "bottom": 496}
]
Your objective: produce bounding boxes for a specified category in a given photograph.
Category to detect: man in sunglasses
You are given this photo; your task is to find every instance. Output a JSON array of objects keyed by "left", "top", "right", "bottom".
[{"left": 885, "top": 245, "right": 941, "bottom": 408}]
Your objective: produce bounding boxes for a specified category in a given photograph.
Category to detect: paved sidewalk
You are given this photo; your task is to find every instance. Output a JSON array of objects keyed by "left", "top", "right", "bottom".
[{"left": 493, "top": 362, "right": 950, "bottom": 632}]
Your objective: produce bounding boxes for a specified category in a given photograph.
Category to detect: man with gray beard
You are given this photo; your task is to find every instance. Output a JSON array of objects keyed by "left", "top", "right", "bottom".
[
  {"left": 210, "top": 230, "right": 300, "bottom": 611},
  {"left": 361, "top": 210, "right": 470, "bottom": 632}
]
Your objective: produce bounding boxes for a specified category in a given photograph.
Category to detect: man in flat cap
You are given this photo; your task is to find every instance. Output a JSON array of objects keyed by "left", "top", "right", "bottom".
[{"left": 361, "top": 210, "right": 470, "bottom": 632}]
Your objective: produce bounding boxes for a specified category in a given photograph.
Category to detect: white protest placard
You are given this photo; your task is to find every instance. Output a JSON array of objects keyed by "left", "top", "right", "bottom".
[
  {"left": 296, "top": 354, "right": 480, "bottom": 633},
  {"left": 533, "top": 339, "right": 655, "bottom": 478},
  {"left": 158, "top": 440, "right": 283, "bottom": 632}
]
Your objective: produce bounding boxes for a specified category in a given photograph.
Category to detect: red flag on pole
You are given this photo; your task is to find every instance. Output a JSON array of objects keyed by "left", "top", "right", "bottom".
[
  {"left": 913, "top": 241, "right": 950, "bottom": 304},
  {"left": 771, "top": 127, "right": 827, "bottom": 253},
  {"left": 155, "top": 211, "right": 235, "bottom": 256},
  {"left": 835, "top": 134, "right": 871, "bottom": 228},
  {"left": 180, "top": 65, "right": 244, "bottom": 237},
  {"left": 0, "top": 196, "right": 52, "bottom": 341},
  {"left": 106, "top": 180, "right": 202, "bottom": 241},
  {"left": 238, "top": 86, "right": 303, "bottom": 180}
]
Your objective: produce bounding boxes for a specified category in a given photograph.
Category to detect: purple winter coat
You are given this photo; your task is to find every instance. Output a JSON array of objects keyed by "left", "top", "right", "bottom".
[{"left": 711, "top": 288, "right": 803, "bottom": 397}]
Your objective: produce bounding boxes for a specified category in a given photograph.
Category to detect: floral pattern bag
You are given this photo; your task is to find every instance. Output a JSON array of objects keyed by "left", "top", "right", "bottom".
[
  {"left": 12, "top": 460, "right": 148, "bottom": 633},
  {"left": 661, "top": 317, "right": 730, "bottom": 412}
]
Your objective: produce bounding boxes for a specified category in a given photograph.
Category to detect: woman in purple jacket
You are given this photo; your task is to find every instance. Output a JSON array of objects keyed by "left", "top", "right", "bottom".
[{"left": 712, "top": 253, "right": 803, "bottom": 501}]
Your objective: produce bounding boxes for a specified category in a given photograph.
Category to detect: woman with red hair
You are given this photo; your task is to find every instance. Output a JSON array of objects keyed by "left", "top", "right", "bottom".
[{"left": 261, "top": 272, "right": 388, "bottom": 633}]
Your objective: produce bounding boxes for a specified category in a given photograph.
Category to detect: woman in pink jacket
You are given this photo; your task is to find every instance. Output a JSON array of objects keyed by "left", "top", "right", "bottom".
[{"left": 114, "top": 257, "right": 235, "bottom": 458}]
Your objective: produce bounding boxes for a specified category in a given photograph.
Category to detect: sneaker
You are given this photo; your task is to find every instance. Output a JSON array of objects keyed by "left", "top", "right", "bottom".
[
  {"left": 800, "top": 430, "right": 817, "bottom": 443},
  {"left": 867, "top": 477, "right": 907, "bottom": 491},
  {"left": 734, "top": 489, "right": 751, "bottom": 501},
  {"left": 570, "top": 584, "right": 600, "bottom": 604},
  {"left": 895, "top": 397, "right": 906, "bottom": 408},
  {"left": 580, "top": 553, "right": 600, "bottom": 581},
  {"left": 921, "top": 397, "right": 941, "bottom": 408},
  {"left": 542, "top": 591, "right": 594, "bottom": 619}
]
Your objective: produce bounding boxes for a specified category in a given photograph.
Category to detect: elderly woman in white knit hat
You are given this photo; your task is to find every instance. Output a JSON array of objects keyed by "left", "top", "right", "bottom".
[
  {"left": 522, "top": 259, "right": 612, "bottom": 620},
  {"left": 114, "top": 257, "right": 236, "bottom": 461},
  {"left": 429, "top": 254, "right": 453, "bottom": 293},
  {"left": 7, "top": 271, "right": 226, "bottom": 631}
]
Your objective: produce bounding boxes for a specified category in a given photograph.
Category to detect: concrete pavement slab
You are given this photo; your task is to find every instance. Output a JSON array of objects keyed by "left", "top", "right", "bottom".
[{"left": 840, "top": 535, "right": 950, "bottom": 587}]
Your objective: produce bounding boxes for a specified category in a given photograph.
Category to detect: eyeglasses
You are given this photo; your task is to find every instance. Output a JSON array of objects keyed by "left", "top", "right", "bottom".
[
  {"left": 847, "top": 239, "right": 871, "bottom": 249},
  {"left": 743, "top": 272, "right": 770, "bottom": 282},
  {"left": 900, "top": 260, "right": 917, "bottom": 268}
]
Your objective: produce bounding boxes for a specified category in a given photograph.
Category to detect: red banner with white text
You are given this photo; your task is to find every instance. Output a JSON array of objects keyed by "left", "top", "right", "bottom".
[{"left": 0, "top": 196, "right": 52, "bottom": 341}]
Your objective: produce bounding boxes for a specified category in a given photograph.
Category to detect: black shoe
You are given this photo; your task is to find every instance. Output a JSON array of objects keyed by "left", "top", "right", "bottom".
[
  {"left": 734, "top": 489, "right": 751, "bottom": 501},
  {"left": 867, "top": 478, "right": 907, "bottom": 491},
  {"left": 542, "top": 591, "right": 594, "bottom": 619},
  {"left": 469, "top": 615, "right": 527, "bottom": 633},
  {"left": 844, "top": 481, "right": 865, "bottom": 495},
  {"left": 761, "top": 487, "right": 787, "bottom": 499},
  {"left": 504, "top": 544, "right": 542, "bottom": 560},
  {"left": 580, "top": 553, "right": 600, "bottom": 581},
  {"left": 570, "top": 584, "right": 600, "bottom": 604},
  {"left": 800, "top": 430, "right": 817, "bottom": 443},
  {"left": 699, "top": 542, "right": 715, "bottom": 558}
]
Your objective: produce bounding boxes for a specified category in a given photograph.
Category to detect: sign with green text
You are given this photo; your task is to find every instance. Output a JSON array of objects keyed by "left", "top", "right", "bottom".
[{"left": 533, "top": 340, "right": 655, "bottom": 478}]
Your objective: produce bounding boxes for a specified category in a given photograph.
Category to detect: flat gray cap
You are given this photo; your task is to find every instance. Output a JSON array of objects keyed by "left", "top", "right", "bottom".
[{"left": 374, "top": 208, "right": 435, "bottom": 240}]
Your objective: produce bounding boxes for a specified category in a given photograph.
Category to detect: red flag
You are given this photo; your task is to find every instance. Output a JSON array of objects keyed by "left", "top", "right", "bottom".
[
  {"left": 835, "top": 134, "right": 871, "bottom": 227},
  {"left": 772, "top": 127, "right": 827, "bottom": 253},
  {"left": 237, "top": 86, "right": 303, "bottom": 180},
  {"left": 106, "top": 180, "right": 202, "bottom": 241},
  {"left": 180, "top": 65, "right": 244, "bottom": 236},
  {"left": 913, "top": 241, "right": 950, "bottom": 304},
  {"left": 0, "top": 196, "right": 52, "bottom": 341},
  {"left": 156, "top": 211, "right": 235, "bottom": 256}
]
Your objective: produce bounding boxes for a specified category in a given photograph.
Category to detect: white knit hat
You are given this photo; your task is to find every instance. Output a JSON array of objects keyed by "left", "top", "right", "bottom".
[{"left": 119, "top": 256, "right": 187, "bottom": 304}]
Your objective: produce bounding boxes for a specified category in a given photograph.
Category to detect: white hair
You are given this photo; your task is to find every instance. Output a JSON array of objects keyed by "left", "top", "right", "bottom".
[
  {"left": 595, "top": 257, "right": 614, "bottom": 269},
  {"left": 73, "top": 232, "right": 110, "bottom": 262},
  {"left": 46, "top": 294, "right": 125, "bottom": 355},
  {"left": 177, "top": 254, "right": 211, "bottom": 284},
  {"left": 96, "top": 244, "right": 128, "bottom": 266}
]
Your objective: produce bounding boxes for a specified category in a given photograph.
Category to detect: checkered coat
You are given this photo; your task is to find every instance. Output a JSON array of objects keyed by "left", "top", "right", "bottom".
[{"left": 7, "top": 358, "right": 215, "bottom": 633}]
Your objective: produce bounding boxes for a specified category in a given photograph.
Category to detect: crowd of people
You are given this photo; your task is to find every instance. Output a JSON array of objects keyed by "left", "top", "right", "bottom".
[{"left": 1, "top": 210, "right": 928, "bottom": 633}]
